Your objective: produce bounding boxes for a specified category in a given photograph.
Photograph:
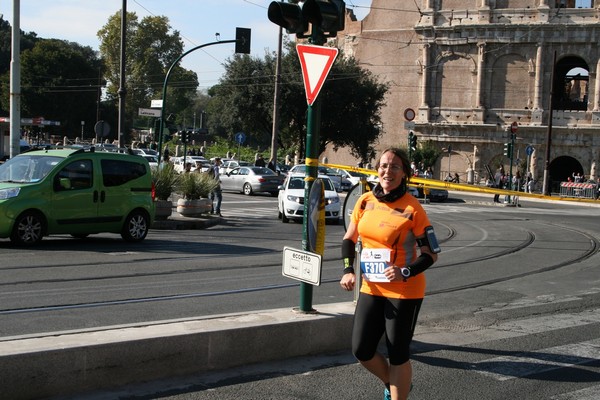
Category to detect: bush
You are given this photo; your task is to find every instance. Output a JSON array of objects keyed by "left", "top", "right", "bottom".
[
  {"left": 152, "top": 164, "right": 179, "bottom": 201},
  {"left": 177, "top": 172, "right": 219, "bottom": 200}
]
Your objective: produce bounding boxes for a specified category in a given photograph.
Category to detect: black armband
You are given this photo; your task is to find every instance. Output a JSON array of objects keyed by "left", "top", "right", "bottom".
[
  {"left": 403, "top": 253, "right": 434, "bottom": 279},
  {"left": 342, "top": 238, "right": 356, "bottom": 275}
]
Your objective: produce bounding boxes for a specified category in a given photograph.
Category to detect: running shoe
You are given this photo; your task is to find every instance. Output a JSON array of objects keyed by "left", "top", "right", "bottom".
[{"left": 384, "top": 387, "right": 391, "bottom": 400}]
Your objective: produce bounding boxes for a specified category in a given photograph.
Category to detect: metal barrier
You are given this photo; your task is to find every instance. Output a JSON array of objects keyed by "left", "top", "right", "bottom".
[{"left": 559, "top": 182, "right": 598, "bottom": 199}]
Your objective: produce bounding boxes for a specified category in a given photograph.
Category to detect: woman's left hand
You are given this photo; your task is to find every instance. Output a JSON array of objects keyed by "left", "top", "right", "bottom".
[{"left": 384, "top": 265, "right": 400, "bottom": 281}]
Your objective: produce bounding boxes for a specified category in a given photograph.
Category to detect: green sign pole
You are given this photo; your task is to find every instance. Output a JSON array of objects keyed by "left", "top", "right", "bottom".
[
  {"left": 299, "top": 30, "right": 327, "bottom": 313},
  {"left": 300, "top": 99, "right": 322, "bottom": 312}
]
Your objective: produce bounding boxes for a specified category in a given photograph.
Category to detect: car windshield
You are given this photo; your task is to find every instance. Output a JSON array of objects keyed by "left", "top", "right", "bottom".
[{"left": 0, "top": 155, "right": 62, "bottom": 183}]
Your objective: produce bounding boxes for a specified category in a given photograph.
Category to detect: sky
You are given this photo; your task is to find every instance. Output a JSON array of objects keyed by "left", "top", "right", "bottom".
[{"left": 2, "top": 0, "right": 371, "bottom": 89}]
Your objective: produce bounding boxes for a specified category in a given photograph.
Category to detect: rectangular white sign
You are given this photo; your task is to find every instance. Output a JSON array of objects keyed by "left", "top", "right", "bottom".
[
  {"left": 282, "top": 247, "right": 322, "bottom": 286},
  {"left": 150, "top": 99, "right": 163, "bottom": 108},
  {"left": 138, "top": 108, "right": 161, "bottom": 117}
]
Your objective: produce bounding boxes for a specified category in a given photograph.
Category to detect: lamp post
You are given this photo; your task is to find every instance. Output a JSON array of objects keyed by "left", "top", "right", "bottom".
[{"left": 81, "top": 121, "right": 85, "bottom": 141}]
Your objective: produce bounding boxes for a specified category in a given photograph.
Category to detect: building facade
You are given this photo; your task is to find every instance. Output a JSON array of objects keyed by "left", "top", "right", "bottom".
[{"left": 324, "top": 0, "right": 600, "bottom": 192}]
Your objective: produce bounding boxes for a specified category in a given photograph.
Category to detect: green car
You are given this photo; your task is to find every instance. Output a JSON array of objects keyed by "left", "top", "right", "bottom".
[{"left": 0, "top": 147, "right": 155, "bottom": 245}]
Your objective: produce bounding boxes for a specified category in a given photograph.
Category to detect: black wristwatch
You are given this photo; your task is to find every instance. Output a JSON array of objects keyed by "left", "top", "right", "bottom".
[{"left": 399, "top": 267, "right": 411, "bottom": 279}]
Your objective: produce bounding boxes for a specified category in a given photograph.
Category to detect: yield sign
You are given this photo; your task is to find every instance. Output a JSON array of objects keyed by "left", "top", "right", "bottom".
[{"left": 296, "top": 44, "right": 339, "bottom": 106}]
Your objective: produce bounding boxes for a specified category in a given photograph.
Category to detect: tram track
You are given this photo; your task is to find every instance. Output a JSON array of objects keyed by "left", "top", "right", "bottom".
[{"left": 1, "top": 223, "right": 597, "bottom": 318}]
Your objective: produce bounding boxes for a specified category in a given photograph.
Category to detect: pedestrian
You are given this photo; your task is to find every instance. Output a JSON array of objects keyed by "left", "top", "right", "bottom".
[
  {"left": 255, "top": 155, "right": 266, "bottom": 167},
  {"left": 209, "top": 158, "right": 223, "bottom": 216},
  {"left": 493, "top": 167, "right": 505, "bottom": 202},
  {"left": 339, "top": 147, "right": 440, "bottom": 400}
]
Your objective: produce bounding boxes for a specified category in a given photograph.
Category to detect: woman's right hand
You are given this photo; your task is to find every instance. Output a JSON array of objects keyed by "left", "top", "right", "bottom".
[{"left": 340, "top": 273, "right": 355, "bottom": 291}]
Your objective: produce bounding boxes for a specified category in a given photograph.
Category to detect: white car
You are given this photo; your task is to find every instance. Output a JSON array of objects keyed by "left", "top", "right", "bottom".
[
  {"left": 220, "top": 160, "right": 250, "bottom": 174},
  {"left": 288, "top": 164, "right": 345, "bottom": 192},
  {"left": 278, "top": 173, "right": 341, "bottom": 224},
  {"left": 334, "top": 168, "right": 368, "bottom": 190}
]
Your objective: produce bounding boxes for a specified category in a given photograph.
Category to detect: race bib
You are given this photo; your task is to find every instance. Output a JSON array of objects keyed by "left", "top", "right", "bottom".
[{"left": 360, "top": 248, "right": 391, "bottom": 282}]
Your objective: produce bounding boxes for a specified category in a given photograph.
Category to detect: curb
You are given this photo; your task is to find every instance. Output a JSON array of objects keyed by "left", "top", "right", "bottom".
[{"left": 0, "top": 303, "right": 355, "bottom": 400}]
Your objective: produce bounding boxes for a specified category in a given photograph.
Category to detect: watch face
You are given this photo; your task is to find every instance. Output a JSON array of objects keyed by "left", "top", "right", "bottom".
[{"left": 400, "top": 267, "right": 411, "bottom": 277}]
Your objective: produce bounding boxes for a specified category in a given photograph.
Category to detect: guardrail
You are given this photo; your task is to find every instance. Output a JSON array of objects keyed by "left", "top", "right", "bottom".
[{"left": 560, "top": 182, "right": 598, "bottom": 199}]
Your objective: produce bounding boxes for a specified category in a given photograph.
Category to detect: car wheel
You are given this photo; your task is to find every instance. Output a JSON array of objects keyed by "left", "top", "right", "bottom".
[
  {"left": 282, "top": 210, "right": 289, "bottom": 223},
  {"left": 10, "top": 211, "right": 45, "bottom": 245},
  {"left": 278, "top": 210, "right": 282, "bottom": 219},
  {"left": 121, "top": 210, "right": 149, "bottom": 242},
  {"left": 243, "top": 183, "right": 253, "bottom": 195}
]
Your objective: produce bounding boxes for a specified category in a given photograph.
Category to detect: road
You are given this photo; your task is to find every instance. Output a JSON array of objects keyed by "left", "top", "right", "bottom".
[{"left": 1, "top": 192, "right": 600, "bottom": 399}]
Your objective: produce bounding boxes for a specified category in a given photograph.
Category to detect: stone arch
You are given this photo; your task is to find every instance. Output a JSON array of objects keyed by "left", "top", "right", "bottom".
[
  {"left": 553, "top": 55, "right": 590, "bottom": 111},
  {"left": 549, "top": 155, "right": 583, "bottom": 182}
]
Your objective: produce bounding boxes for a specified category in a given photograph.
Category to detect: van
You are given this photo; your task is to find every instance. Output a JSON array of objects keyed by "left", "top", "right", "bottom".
[{"left": 0, "top": 147, "right": 155, "bottom": 245}]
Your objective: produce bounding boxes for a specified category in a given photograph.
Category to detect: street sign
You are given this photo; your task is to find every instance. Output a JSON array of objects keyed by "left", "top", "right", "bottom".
[
  {"left": 138, "top": 108, "right": 161, "bottom": 117},
  {"left": 511, "top": 121, "right": 518, "bottom": 133},
  {"left": 526, "top": 145, "right": 534, "bottom": 156},
  {"left": 235, "top": 132, "right": 246, "bottom": 144},
  {"left": 282, "top": 246, "right": 322, "bottom": 286},
  {"left": 151, "top": 99, "right": 163, "bottom": 108},
  {"left": 404, "top": 121, "right": 415, "bottom": 130},
  {"left": 94, "top": 120, "right": 110, "bottom": 138},
  {"left": 404, "top": 108, "right": 416, "bottom": 121},
  {"left": 296, "top": 44, "right": 338, "bottom": 106}
]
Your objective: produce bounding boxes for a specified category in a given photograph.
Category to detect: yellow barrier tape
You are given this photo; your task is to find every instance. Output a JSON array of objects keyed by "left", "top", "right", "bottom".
[
  {"left": 321, "top": 162, "right": 599, "bottom": 204},
  {"left": 305, "top": 158, "right": 319, "bottom": 167}
]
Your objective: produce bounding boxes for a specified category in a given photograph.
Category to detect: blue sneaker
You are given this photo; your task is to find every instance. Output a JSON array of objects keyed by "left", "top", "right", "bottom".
[{"left": 384, "top": 387, "right": 391, "bottom": 400}]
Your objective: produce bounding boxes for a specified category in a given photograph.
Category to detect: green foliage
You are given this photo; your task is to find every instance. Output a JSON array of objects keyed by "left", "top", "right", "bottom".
[
  {"left": 151, "top": 163, "right": 179, "bottom": 200},
  {"left": 97, "top": 12, "right": 198, "bottom": 135},
  {"left": 413, "top": 140, "right": 443, "bottom": 169},
  {"left": 176, "top": 171, "right": 219, "bottom": 200},
  {"left": 206, "top": 41, "right": 388, "bottom": 164},
  {"left": 0, "top": 36, "right": 101, "bottom": 133}
]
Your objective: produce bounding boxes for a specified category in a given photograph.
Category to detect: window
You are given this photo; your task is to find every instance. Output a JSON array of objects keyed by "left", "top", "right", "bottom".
[
  {"left": 56, "top": 160, "right": 93, "bottom": 190},
  {"left": 101, "top": 159, "right": 147, "bottom": 187}
]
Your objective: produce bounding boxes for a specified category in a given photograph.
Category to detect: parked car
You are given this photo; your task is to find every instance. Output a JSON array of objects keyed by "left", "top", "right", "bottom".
[
  {"left": 335, "top": 168, "right": 367, "bottom": 190},
  {"left": 426, "top": 188, "right": 449, "bottom": 202},
  {"left": 288, "top": 164, "right": 344, "bottom": 192},
  {"left": 0, "top": 147, "right": 155, "bottom": 245},
  {"left": 132, "top": 148, "right": 158, "bottom": 157},
  {"left": 141, "top": 155, "right": 158, "bottom": 168},
  {"left": 278, "top": 173, "right": 341, "bottom": 223},
  {"left": 220, "top": 160, "right": 250, "bottom": 174},
  {"left": 220, "top": 166, "right": 285, "bottom": 196}
]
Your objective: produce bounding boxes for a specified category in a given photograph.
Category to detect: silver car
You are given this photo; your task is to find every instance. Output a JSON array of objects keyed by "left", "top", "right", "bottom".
[{"left": 220, "top": 166, "right": 285, "bottom": 196}]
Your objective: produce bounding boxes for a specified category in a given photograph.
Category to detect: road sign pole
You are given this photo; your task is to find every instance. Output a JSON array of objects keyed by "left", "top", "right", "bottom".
[{"left": 300, "top": 99, "right": 321, "bottom": 312}]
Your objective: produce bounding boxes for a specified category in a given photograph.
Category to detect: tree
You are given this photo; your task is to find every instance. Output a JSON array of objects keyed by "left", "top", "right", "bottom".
[
  {"left": 3, "top": 39, "right": 101, "bottom": 135},
  {"left": 206, "top": 41, "right": 388, "bottom": 162},
  {"left": 97, "top": 12, "right": 198, "bottom": 137}
]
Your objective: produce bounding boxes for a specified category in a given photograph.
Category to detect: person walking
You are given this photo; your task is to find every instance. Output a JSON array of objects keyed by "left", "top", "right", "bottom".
[
  {"left": 339, "top": 147, "right": 439, "bottom": 400},
  {"left": 209, "top": 158, "right": 223, "bottom": 216}
]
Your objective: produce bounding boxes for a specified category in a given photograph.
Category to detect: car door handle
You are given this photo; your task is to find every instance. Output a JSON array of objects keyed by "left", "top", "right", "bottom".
[
  {"left": 100, "top": 191, "right": 106, "bottom": 202},
  {"left": 93, "top": 190, "right": 99, "bottom": 203}
]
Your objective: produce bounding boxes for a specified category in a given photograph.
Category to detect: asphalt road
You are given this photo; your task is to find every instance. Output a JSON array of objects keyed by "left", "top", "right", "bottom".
[{"left": 2, "top": 192, "right": 600, "bottom": 399}]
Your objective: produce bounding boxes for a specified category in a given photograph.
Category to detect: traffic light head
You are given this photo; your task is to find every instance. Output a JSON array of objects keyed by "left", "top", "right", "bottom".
[
  {"left": 302, "top": 0, "right": 345, "bottom": 37},
  {"left": 268, "top": 1, "right": 309, "bottom": 37},
  {"left": 235, "top": 27, "right": 251, "bottom": 54},
  {"left": 503, "top": 142, "right": 513, "bottom": 157},
  {"left": 408, "top": 131, "right": 417, "bottom": 151},
  {"left": 268, "top": 0, "right": 345, "bottom": 38}
]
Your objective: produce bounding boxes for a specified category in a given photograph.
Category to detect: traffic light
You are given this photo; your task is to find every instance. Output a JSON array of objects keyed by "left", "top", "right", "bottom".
[
  {"left": 503, "top": 142, "right": 512, "bottom": 157},
  {"left": 302, "top": 0, "right": 345, "bottom": 37},
  {"left": 409, "top": 131, "right": 417, "bottom": 151},
  {"left": 268, "top": 1, "right": 309, "bottom": 37},
  {"left": 268, "top": 0, "right": 345, "bottom": 39},
  {"left": 179, "top": 130, "right": 191, "bottom": 144},
  {"left": 235, "top": 27, "right": 251, "bottom": 54}
]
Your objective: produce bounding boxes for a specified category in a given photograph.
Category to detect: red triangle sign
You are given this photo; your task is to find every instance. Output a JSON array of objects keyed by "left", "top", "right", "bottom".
[{"left": 296, "top": 44, "right": 339, "bottom": 106}]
